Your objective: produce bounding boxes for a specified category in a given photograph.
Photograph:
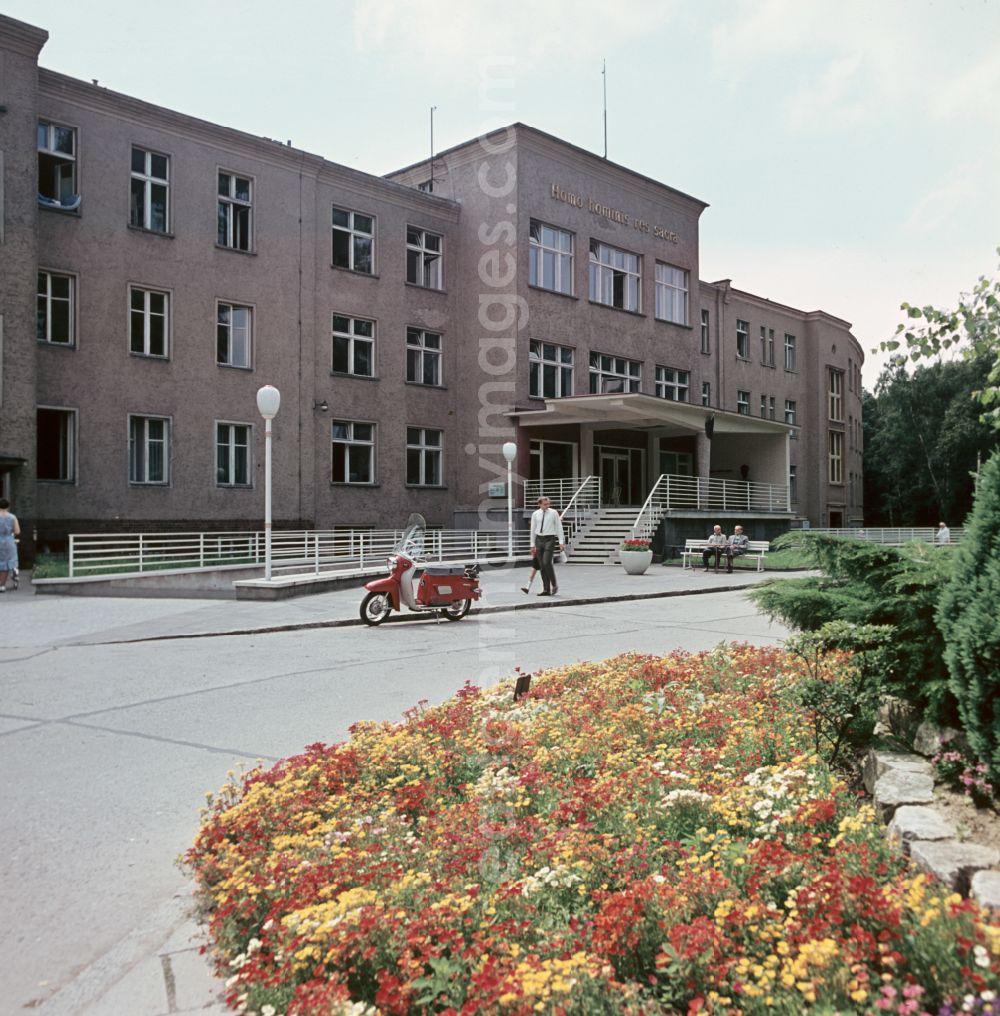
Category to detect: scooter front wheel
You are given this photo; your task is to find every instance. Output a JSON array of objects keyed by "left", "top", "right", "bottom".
[
  {"left": 439, "top": 598, "right": 472, "bottom": 621},
  {"left": 360, "top": 591, "right": 392, "bottom": 626}
]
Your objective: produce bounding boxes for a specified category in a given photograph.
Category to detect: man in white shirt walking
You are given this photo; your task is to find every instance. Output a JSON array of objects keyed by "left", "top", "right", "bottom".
[{"left": 529, "top": 496, "right": 565, "bottom": 596}]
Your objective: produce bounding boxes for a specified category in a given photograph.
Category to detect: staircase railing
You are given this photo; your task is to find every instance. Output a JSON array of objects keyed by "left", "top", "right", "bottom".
[
  {"left": 559, "top": 475, "right": 601, "bottom": 532},
  {"left": 631, "top": 474, "right": 671, "bottom": 540},
  {"left": 523, "top": 476, "right": 593, "bottom": 512}
]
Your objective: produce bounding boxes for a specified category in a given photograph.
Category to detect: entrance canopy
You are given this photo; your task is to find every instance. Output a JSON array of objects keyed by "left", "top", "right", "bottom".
[{"left": 510, "top": 393, "right": 794, "bottom": 438}]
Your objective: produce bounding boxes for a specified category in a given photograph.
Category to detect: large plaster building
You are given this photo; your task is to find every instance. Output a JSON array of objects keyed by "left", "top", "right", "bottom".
[{"left": 1, "top": 14, "right": 864, "bottom": 560}]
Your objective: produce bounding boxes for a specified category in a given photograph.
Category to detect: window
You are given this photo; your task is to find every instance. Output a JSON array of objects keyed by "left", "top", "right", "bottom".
[
  {"left": 760, "top": 327, "right": 774, "bottom": 366},
  {"left": 130, "top": 146, "right": 169, "bottom": 233},
  {"left": 406, "top": 328, "right": 442, "bottom": 386},
  {"left": 701, "top": 381, "right": 711, "bottom": 406},
  {"left": 36, "top": 408, "right": 76, "bottom": 482},
  {"left": 784, "top": 399, "right": 797, "bottom": 426},
  {"left": 406, "top": 227, "right": 442, "bottom": 289},
  {"left": 700, "top": 309, "right": 710, "bottom": 353},
  {"left": 37, "top": 120, "right": 77, "bottom": 205},
  {"left": 736, "top": 320, "right": 749, "bottom": 359},
  {"left": 530, "top": 340, "right": 574, "bottom": 398},
  {"left": 216, "top": 422, "right": 251, "bottom": 486},
  {"left": 784, "top": 333, "right": 797, "bottom": 371},
  {"left": 760, "top": 394, "right": 768, "bottom": 418},
  {"left": 217, "top": 303, "right": 252, "bottom": 368},
  {"left": 829, "top": 368, "right": 844, "bottom": 421},
  {"left": 332, "top": 207, "right": 374, "bottom": 274},
  {"left": 129, "top": 287, "right": 169, "bottom": 358},
  {"left": 589, "top": 240, "right": 641, "bottom": 312},
  {"left": 654, "top": 263, "right": 688, "bottom": 324},
  {"left": 829, "top": 430, "right": 844, "bottom": 484},
  {"left": 589, "top": 352, "right": 641, "bottom": 393},
  {"left": 332, "top": 315, "right": 375, "bottom": 377},
  {"left": 789, "top": 464, "right": 797, "bottom": 503},
  {"left": 218, "top": 172, "right": 252, "bottom": 251},
  {"left": 768, "top": 396, "right": 775, "bottom": 420},
  {"left": 406, "top": 427, "right": 442, "bottom": 486},
  {"left": 737, "top": 390, "right": 750, "bottom": 415},
  {"left": 655, "top": 365, "right": 690, "bottom": 402},
  {"left": 129, "top": 415, "right": 169, "bottom": 484},
  {"left": 529, "top": 220, "right": 573, "bottom": 294},
  {"left": 331, "top": 420, "right": 375, "bottom": 484},
  {"left": 37, "top": 271, "right": 74, "bottom": 346}
]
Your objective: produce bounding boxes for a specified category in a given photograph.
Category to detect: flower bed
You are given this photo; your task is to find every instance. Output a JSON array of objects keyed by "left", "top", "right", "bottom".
[{"left": 186, "top": 647, "right": 999, "bottom": 1015}]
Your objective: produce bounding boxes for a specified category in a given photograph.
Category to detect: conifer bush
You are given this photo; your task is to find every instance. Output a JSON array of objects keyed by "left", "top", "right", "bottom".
[{"left": 937, "top": 451, "right": 1000, "bottom": 782}]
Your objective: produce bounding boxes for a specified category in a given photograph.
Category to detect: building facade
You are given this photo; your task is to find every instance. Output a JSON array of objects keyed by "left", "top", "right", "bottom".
[{"left": 0, "top": 14, "right": 864, "bottom": 559}]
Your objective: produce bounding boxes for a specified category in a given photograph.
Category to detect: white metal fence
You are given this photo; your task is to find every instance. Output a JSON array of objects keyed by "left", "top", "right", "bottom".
[
  {"left": 787, "top": 527, "right": 964, "bottom": 546},
  {"left": 68, "top": 528, "right": 535, "bottom": 578}
]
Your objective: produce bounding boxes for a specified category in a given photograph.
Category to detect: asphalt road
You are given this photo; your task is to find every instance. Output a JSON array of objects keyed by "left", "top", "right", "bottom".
[{"left": 0, "top": 577, "right": 789, "bottom": 1014}]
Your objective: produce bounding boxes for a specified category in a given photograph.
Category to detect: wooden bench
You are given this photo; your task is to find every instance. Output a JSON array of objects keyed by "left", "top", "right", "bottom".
[{"left": 680, "top": 538, "right": 770, "bottom": 572}]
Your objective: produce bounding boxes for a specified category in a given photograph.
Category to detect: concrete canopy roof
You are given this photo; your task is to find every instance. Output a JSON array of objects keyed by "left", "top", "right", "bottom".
[{"left": 510, "top": 393, "right": 795, "bottom": 438}]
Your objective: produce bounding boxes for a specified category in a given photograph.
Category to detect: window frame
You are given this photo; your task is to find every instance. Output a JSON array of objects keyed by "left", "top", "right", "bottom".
[
  {"left": 37, "top": 270, "right": 76, "bottom": 347},
  {"left": 700, "top": 309, "right": 710, "bottom": 353},
  {"left": 331, "top": 314, "right": 376, "bottom": 378},
  {"left": 701, "top": 381, "right": 711, "bottom": 406},
  {"left": 332, "top": 206, "right": 375, "bottom": 274},
  {"left": 829, "top": 429, "right": 844, "bottom": 484},
  {"left": 654, "top": 364, "right": 690, "bottom": 402},
  {"left": 36, "top": 405, "right": 77, "bottom": 483},
  {"left": 529, "top": 339, "right": 574, "bottom": 399},
  {"left": 760, "top": 326, "right": 775, "bottom": 366},
  {"left": 654, "top": 262, "right": 689, "bottom": 325},
  {"left": 784, "top": 399, "right": 797, "bottom": 426},
  {"left": 529, "top": 220, "right": 574, "bottom": 295},
  {"left": 588, "top": 240, "right": 641, "bottom": 312},
  {"left": 736, "top": 319, "right": 749, "bottom": 359},
  {"left": 829, "top": 368, "right": 844, "bottom": 422},
  {"left": 589, "top": 352, "right": 641, "bottom": 394},
  {"left": 784, "top": 333, "right": 797, "bottom": 371},
  {"left": 406, "top": 226, "right": 443, "bottom": 289},
  {"left": 129, "top": 284, "right": 170, "bottom": 359},
  {"left": 128, "top": 414, "right": 170, "bottom": 485},
  {"left": 129, "top": 145, "right": 170, "bottom": 233},
  {"left": 218, "top": 170, "right": 253, "bottom": 252},
  {"left": 736, "top": 390, "right": 750, "bottom": 416},
  {"left": 37, "top": 119, "right": 78, "bottom": 206},
  {"left": 406, "top": 426, "right": 443, "bottom": 487},
  {"left": 217, "top": 302, "right": 253, "bottom": 369},
  {"left": 406, "top": 327, "right": 443, "bottom": 386},
  {"left": 331, "top": 419, "right": 376, "bottom": 485},
  {"left": 215, "top": 421, "right": 253, "bottom": 488}
]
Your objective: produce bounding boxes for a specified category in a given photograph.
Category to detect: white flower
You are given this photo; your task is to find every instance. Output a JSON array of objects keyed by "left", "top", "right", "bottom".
[
  {"left": 261, "top": 1006, "right": 277, "bottom": 1016},
  {"left": 973, "top": 944, "right": 990, "bottom": 968}
]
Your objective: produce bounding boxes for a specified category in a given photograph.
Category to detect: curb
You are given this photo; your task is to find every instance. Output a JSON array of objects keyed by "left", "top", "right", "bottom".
[{"left": 98, "top": 582, "right": 760, "bottom": 645}]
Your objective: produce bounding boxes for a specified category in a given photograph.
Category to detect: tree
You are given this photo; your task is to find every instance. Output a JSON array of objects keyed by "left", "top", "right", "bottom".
[
  {"left": 880, "top": 248, "right": 1000, "bottom": 426},
  {"left": 862, "top": 355, "right": 997, "bottom": 525},
  {"left": 936, "top": 451, "right": 1000, "bottom": 782}
]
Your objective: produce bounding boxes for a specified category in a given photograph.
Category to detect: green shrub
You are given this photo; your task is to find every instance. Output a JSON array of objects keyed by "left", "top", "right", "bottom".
[
  {"left": 750, "top": 533, "right": 956, "bottom": 722},
  {"left": 937, "top": 451, "right": 1000, "bottom": 782}
]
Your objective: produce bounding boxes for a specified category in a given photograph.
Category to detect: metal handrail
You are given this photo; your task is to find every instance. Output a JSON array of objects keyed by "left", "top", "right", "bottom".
[
  {"left": 522, "top": 476, "right": 591, "bottom": 511},
  {"left": 559, "top": 475, "right": 600, "bottom": 531},
  {"left": 631, "top": 474, "right": 669, "bottom": 540}
]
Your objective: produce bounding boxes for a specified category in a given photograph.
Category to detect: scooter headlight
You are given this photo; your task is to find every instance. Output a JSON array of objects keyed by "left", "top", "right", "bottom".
[{"left": 386, "top": 555, "right": 397, "bottom": 574}]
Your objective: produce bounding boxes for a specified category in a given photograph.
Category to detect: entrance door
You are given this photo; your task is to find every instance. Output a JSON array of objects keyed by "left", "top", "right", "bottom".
[{"left": 600, "top": 451, "right": 630, "bottom": 505}]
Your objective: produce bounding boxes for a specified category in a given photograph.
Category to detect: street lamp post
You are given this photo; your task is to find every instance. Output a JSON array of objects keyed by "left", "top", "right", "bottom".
[
  {"left": 502, "top": 441, "right": 517, "bottom": 558},
  {"left": 256, "top": 385, "right": 281, "bottom": 581}
]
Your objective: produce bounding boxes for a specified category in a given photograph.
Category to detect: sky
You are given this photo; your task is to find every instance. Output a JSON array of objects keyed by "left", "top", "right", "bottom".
[{"left": 7, "top": 0, "right": 999, "bottom": 390}]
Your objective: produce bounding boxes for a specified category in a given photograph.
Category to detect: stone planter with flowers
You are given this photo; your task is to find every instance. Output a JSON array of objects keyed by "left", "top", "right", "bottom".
[{"left": 619, "top": 537, "right": 653, "bottom": 575}]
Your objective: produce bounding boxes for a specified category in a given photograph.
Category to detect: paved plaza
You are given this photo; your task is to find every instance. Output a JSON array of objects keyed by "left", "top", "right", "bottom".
[{"left": 0, "top": 563, "right": 791, "bottom": 1014}]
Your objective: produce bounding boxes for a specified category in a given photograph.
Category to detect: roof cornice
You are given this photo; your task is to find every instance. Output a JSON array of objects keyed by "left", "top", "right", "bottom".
[
  {"left": 37, "top": 69, "right": 459, "bottom": 217},
  {"left": 0, "top": 14, "right": 48, "bottom": 58}
]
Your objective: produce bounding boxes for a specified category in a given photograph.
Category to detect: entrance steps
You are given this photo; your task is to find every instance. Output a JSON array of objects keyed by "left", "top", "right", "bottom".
[{"left": 566, "top": 507, "right": 638, "bottom": 565}]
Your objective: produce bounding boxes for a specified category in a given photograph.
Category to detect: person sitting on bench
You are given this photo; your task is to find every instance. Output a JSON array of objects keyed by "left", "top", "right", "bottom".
[
  {"left": 702, "top": 525, "right": 728, "bottom": 571},
  {"left": 725, "top": 525, "right": 749, "bottom": 573}
]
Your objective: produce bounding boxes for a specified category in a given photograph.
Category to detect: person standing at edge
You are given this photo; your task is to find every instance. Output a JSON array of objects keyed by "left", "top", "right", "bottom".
[
  {"left": 702, "top": 524, "right": 727, "bottom": 572},
  {"left": 936, "top": 521, "right": 951, "bottom": 545},
  {"left": 529, "top": 496, "right": 565, "bottom": 596},
  {"left": 0, "top": 499, "right": 20, "bottom": 592}
]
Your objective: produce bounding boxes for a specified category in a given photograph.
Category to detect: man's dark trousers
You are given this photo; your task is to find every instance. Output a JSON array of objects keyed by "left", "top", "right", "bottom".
[{"left": 535, "top": 535, "right": 558, "bottom": 592}]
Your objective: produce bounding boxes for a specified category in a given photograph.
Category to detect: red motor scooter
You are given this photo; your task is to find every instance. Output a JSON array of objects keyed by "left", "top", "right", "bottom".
[{"left": 359, "top": 513, "right": 481, "bottom": 626}]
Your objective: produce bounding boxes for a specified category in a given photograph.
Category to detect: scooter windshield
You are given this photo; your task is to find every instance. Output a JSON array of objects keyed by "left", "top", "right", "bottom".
[{"left": 396, "top": 513, "right": 427, "bottom": 559}]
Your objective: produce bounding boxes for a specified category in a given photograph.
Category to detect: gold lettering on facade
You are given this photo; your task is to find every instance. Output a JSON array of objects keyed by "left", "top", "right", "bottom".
[{"left": 549, "top": 182, "right": 679, "bottom": 243}]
